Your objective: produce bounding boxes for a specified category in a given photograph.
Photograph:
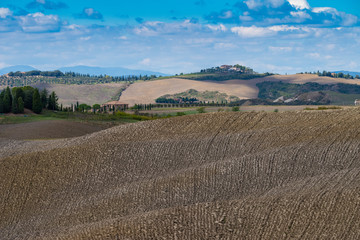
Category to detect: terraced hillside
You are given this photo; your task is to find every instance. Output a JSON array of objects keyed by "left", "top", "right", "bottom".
[{"left": 1, "top": 109, "right": 360, "bottom": 239}]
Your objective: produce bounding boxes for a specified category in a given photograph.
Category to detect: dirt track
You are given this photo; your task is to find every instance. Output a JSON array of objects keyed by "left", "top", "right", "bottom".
[{"left": 1, "top": 108, "right": 360, "bottom": 239}]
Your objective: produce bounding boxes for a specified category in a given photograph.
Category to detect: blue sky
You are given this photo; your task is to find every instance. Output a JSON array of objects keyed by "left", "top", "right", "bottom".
[{"left": 0, "top": 0, "right": 359, "bottom": 74}]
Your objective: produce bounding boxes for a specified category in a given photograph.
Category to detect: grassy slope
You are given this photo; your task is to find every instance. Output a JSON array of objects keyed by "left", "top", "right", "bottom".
[
  {"left": 120, "top": 74, "right": 360, "bottom": 106},
  {"left": 32, "top": 83, "right": 128, "bottom": 106},
  {"left": 0, "top": 110, "right": 154, "bottom": 125}
]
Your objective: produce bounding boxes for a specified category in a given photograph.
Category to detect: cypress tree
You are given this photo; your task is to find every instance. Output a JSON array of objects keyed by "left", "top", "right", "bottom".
[
  {"left": 3, "top": 87, "right": 12, "bottom": 113},
  {"left": 40, "top": 88, "right": 48, "bottom": 109},
  {"left": 12, "top": 96, "right": 18, "bottom": 114},
  {"left": 0, "top": 89, "right": 5, "bottom": 113},
  {"left": 0, "top": 95, "right": 4, "bottom": 113},
  {"left": 47, "top": 91, "right": 58, "bottom": 110},
  {"left": 18, "top": 97, "right": 24, "bottom": 113},
  {"left": 23, "top": 86, "right": 35, "bottom": 110},
  {"left": 32, "top": 89, "right": 42, "bottom": 114}
]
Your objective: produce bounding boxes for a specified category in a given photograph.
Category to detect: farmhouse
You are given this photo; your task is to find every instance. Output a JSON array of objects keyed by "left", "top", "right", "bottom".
[
  {"left": 220, "top": 65, "right": 232, "bottom": 70},
  {"left": 101, "top": 101, "right": 129, "bottom": 111}
]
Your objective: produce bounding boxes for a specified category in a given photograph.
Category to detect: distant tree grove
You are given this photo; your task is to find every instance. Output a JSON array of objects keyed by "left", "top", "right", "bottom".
[
  {"left": 1, "top": 70, "right": 159, "bottom": 88},
  {"left": 0, "top": 86, "right": 58, "bottom": 114},
  {"left": 299, "top": 71, "right": 360, "bottom": 80}
]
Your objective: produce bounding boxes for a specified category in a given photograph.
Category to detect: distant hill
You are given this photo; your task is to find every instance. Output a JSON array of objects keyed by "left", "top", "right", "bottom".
[
  {"left": 58, "top": 66, "right": 168, "bottom": 77},
  {"left": 0, "top": 65, "right": 38, "bottom": 75},
  {"left": 120, "top": 74, "right": 360, "bottom": 105},
  {"left": 333, "top": 71, "right": 360, "bottom": 77},
  {"left": 0, "top": 65, "right": 168, "bottom": 77}
]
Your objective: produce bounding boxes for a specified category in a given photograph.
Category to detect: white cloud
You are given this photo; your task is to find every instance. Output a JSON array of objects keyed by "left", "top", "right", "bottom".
[
  {"left": 220, "top": 11, "right": 233, "bottom": 19},
  {"left": 231, "top": 25, "right": 301, "bottom": 38},
  {"left": 239, "top": 15, "right": 253, "bottom": 21},
  {"left": 231, "top": 26, "right": 273, "bottom": 37},
  {"left": 312, "top": 7, "right": 359, "bottom": 26},
  {"left": 214, "top": 42, "right": 237, "bottom": 49},
  {"left": 245, "top": 0, "right": 262, "bottom": 10},
  {"left": 0, "top": 62, "right": 9, "bottom": 69},
  {"left": 287, "top": 0, "right": 310, "bottom": 10},
  {"left": 140, "top": 58, "right": 151, "bottom": 65},
  {"left": 268, "top": 25, "right": 300, "bottom": 32},
  {"left": 290, "top": 11, "right": 311, "bottom": 20},
  {"left": 115, "top": 36, "right": 128, "bottom": 40},
  {"left": 308, "top": 52, "right": 320, "bottom": 58},
  {"left": 80, "top": 36, "right": 91, "bottom": 41},
  {"left": 207, "top": 24, "right": 227, "bottom": 31},
  {"left": 19, "top": 12, "right": 61, "bottom": 32},
  {"left": 312, "top": 7, "right": 335, "bottom": 14},
  {"left": 269, "top": 46, "right": 293, "bottom": 52},
  {"left": 245, "top": 0, "right": 285, "bottom": 9},
  {"left": 0, "top": 8, "right": 12, "bottom": 18}
]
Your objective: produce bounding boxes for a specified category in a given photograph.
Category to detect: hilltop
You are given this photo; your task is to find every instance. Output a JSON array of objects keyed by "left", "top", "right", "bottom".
[{"left": 1, "top": 109, "right": 360, "bottom": 239}]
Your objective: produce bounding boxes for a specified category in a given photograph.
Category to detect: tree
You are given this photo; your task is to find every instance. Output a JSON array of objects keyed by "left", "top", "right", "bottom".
[
  {"left": 0, "top": 90, "right": 4, "bottom": 113},
  {"left": 17, "top": 97, "right": 24, "bottom": 113},
  {"left": 32, "top": 89, "right": 42, "bottom": 114},
  {"left": 3, "top": 87, "right": 12, "bottom": 113},
  {"left": 92, "top": 104, "right": 100, "bottom": 113},
  {"left": 40, "top": 88, "right": 48, "bottom": 109},
  {"left": 78, "top": 104, "right": 91, "bottom": 112},
  {"left": 47, "top": 91, "right": 58, "bottom": 110},
  {"left": 23, "top": 86, "right": 35, "bottom": 110},
  {"left": 12, "top": 96, "right": 18, "bottom": 114}
]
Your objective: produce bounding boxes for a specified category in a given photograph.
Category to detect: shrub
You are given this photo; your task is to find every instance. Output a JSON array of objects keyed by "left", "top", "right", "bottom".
[
  {"left": 197, "top": 107, "right": 206, "bottom": 113},
  {"left": 232, "top": 106, "right": 240, "bottom": 112},
  {"left": 176, "top": 112, "right": 186, "bottom": 116}
]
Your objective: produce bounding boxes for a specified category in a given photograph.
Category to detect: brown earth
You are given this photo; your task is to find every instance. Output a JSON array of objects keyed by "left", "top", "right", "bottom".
[
  {"left": 0, "top": 120, "right": 111, "bottom": 140},
  {"left": 120, "top": 74, "right": 360, "bottom": 105},
  {"left": 1, "top": 108, "right": 360, "bottom": 239}
]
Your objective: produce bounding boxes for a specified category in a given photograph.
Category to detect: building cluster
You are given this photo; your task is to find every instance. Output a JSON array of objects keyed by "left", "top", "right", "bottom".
[{"left": 220, "top": 65, "right": 244, "bottom": 72}]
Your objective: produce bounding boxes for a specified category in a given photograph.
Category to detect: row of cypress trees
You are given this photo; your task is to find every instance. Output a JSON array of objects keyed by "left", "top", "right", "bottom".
[{"left": 0, "top": 86, "right": 57, "bottom": 114}]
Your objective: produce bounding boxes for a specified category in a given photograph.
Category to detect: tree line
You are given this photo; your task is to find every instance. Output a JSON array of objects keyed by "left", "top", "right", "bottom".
[
  {"left": 2, "top": 70, "right": 159, "bottom": 87},
  {"left": 299, "top": 71, "right": 360, "bottom": 79},
  {"left": 0, "top": 86, "right": 58, "bottom": 114}
]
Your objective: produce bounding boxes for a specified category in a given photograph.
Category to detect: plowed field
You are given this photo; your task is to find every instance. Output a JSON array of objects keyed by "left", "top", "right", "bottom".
[{"left": 1, "top": 108, "right": 360, "bottom": 239}]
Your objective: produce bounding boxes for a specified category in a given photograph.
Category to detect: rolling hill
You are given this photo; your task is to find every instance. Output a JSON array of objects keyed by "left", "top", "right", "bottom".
[
  {"left": 1, "top": 109, "right": 360, "bottom": 239},
  {"left": 119, "top": 74, "right": 360, "bottom": 105},
  {"left": 32, "top": 82, "right": 128, "bottom": 106},
  {"left": 0, "top": 65, "right": 38, "bottom": 75},
  {"left": 0, "top": 65, "right": 168, "bottom": 77},
  {"left": 58, "top": 65, "right": 168, "bottom": 77}
]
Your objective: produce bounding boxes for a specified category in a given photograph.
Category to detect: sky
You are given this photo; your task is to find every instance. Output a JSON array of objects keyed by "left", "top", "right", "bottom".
[{"left": 0, "top": 0, "right": 359, "bottom": 74}]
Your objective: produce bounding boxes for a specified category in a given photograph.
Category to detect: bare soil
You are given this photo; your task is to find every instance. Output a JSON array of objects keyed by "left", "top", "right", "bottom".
[
  {"left": 1, "top": 108, "right": 360, "bottom": 239},
  {"left": 0, "top": 120, "right": 111, "bottom": 140}
]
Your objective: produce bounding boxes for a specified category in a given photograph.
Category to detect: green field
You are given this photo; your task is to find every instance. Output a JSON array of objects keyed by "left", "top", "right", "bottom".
[{"left": 0, "top": 111, "right": 155, "bottom": 125}]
